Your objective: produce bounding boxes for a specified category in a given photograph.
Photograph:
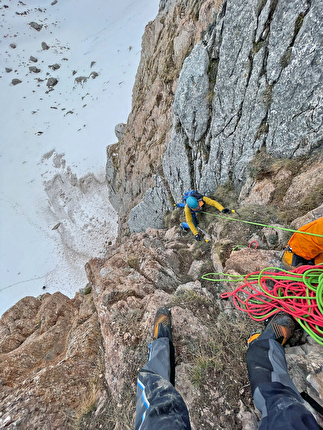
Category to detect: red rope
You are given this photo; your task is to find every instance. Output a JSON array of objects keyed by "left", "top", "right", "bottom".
[
  {"left": 220, "top": 265, "right": 323, "bottom": 338},
  {"left": 248, "top": 240, "right": 258, "bottom": 249}
]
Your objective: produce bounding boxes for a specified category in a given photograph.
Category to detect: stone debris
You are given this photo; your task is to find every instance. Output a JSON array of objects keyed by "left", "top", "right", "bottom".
[
  {"left": 29, "top": 66, "right": 41, "bottom": 73},
  {"left": 29, "top": 21, "right": 43, "bottom": 31},
  {"left": 11, "top": 78, "right": 22, "bottom": 85},
  {"left": 46, "top": 77, "right": 58, "bottom": 87},
  {"left": 41, "top": 41, "right": 50, "bottom": 50}
]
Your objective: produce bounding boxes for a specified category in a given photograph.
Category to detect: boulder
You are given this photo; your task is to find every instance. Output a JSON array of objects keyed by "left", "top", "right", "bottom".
[
  {"left": 114, "top": 123, "right": 126, "bottom": 141},
  {"left": 11, "top": 79, "right": 22, "bottom": 85},
  {"left": 29, "top": 66, "right": 41, "bottom": 73},
  {"left": 41, "top": 42, "right": 50, "bottom": 50},
  {"left": 46, "top": 77, "right": 58, "bottom": 87},
  {"left": 29, "top": 22, "right": 43, "bottom": 31}
]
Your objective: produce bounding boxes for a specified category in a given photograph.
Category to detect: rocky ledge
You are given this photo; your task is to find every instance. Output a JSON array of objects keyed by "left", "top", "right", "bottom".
[{"left": 1, "top": 205, "right": 322, "bottom": 429}]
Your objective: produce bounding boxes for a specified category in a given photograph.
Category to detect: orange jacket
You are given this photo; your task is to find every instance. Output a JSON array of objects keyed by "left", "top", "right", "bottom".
[{"left": 287, "top": 217, "right": 323, "bottom": 264}]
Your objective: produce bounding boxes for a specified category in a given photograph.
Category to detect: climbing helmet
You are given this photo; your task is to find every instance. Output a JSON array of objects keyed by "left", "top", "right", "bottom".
[{"left": 186, "top": 196, "right": 199, "bottom": 209}]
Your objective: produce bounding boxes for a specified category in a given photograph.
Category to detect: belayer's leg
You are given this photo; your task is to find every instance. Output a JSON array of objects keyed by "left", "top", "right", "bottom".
[
  {"left": 246, "top": 312, "right": 319, "bottom": 430},
  {"left": 134, "top": 308, "right": 191, "bottom": 430}
]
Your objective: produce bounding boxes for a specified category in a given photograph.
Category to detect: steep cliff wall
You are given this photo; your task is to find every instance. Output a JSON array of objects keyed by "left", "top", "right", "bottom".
[
  {"left": 107, "top": 0, "right": 222, "bottom": 232},
  {"left": 107, "top": 0, "right": 323, "bottom": 234}
]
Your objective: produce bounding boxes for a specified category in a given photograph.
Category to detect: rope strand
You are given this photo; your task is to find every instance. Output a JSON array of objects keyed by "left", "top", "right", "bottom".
[
  {"left": 202, "top": 265, "right": 323, "bottom": 345},
  {"left": 200, "top": 211, "right": 323, "bottom": 238}
]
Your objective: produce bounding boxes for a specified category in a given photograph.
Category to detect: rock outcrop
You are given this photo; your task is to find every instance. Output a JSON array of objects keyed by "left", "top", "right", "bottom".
[
  {"left": 2, "top": 211, "right": 323, "bottom": 429},
  {"left": 0, "top": 292, "right": 106, "bottom": 429},
  {"left": 106, "top": 0, "right": 323, "bottom": 233},
  {"left": 106, "top": 0, "right": 219, "bottom": 232},
  {"left": 128, "top": 175, "right": 173, "bottom": 232}
]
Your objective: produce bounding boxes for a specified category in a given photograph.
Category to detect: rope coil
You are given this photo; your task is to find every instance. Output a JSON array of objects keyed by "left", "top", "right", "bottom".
[{"left": 202, "top": 265, "right": 323, "bottom": 345}]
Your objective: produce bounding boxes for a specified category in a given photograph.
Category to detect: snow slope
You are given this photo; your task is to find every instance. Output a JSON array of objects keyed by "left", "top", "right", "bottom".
[{"left": 0, "top": 0, "right": 159, "bottom": 316}]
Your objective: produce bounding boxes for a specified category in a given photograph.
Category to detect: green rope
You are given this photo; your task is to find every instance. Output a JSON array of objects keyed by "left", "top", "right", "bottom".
[
  {"left": 202, "top": 266, "right": 323, "bottom": 345},
  {"left": 200, "top": 211, "right": 323, "bottom": 238},
  {"left": 231, "top": 245, "right": 247, "bottom": 252}
]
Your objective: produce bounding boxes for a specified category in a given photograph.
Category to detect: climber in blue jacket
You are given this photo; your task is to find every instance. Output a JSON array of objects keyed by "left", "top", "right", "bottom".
[
  {"left": 176, "top": 191, "right": 230, "bottom": 241},
  {"left": 134, "top": 308, "right": 319, "bottom": 430}
]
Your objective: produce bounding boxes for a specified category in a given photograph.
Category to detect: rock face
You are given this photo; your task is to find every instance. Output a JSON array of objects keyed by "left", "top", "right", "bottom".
[
  {"left": 114, "top": 123, "right": 126, "bottom": 142},
  {"left": 107, "top": 0, "right": 323, "bottom": 233},
  {"left": 107, "top": 0, "right": 217, "bottom": 230},
  {"left": 128, "top": 175, "right": 173, "bottom": 232},
  {"left": 0, "top": 292, "right": 106, "bottom": 429}
]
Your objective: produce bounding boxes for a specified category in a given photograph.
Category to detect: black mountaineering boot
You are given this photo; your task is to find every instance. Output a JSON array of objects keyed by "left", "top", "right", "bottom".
[
  {"left": 153, "top": 307, "right": 173, "bottom": 342},
  {"left": 153, "top": 307, "right": 175, "bottom": 385},
  {"left": 248, "top": 311, "right": 296, "bottom": 346}
]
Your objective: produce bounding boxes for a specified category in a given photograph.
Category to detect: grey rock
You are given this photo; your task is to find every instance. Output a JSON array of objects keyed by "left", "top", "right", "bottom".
[
  {"left": 29, "top": 22, "right": 43, "bottom": 32},
  {"left": 255, "top": 1, "right": 272, "bottom": 42},
  {"left": 74, "top": 76, "right": 88, "bottom": 85},
  {"left": 41, "top": 42, "right": 50, "bottom": 50},
  {"left": 173, "top": 41, "right": 210, "bottom": 142},
  {"left": 266, "top": 0, "right": 323, "bottom": 158},
  {"left": 51, "top": 0, "right": 58, "bottom": 5},
  {"left": 5, "top": 68, "right": 12, "bottom": 73},
  {"left": 128, "top": 175, "right": 172, "bottom": 233},
  {"left": 115, "top": 123, "right": 126, "bottom": 141},
  {"left": 175, "top": 280, "right": 214, "bottom": 300},
  {"left": 47, "top": 77, "right": 58, "bottom": 87},
  {"left": 163, "top": 128, "right": 192, "bottom": 202},
  {"left": 10, "top": 43, "right": 17, "bottom": 49},
  {"left": 49, "top": 63, "right": 60, "bottom": 70},
  {"left": 159, "top": 0, "right": 168, "bottom": 10},
  {"left": 11, "top": 79, "right": 22, "bottom": 85},
  {"left": 266, "top": 0, "right": 310, "bottom": 85},
  {"left": 106, "top": 148, "right": 119, "bottom": 211},
  {"left": 162, "top": 0, "right": 323, "bottom": 204},
  {"left": 187, "top": 261, "right": 206, "bottom": 281},
  {"left": 29, "top": 66, "right": 41, "bottom": 73},
  {"left": 30, "top": 56, "right": 38, "bottom": 62},
  {"left": 159, "top": 0, "right": 176, "bottom": 13}
]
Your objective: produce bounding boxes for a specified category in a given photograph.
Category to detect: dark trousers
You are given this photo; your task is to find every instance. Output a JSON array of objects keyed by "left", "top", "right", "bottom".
[
  {"left": 135, "top": 337, "right": 318, "bottom": 429},
  {"left": 134, "top": 337, "right": 191, "bottom": 430},
  {"left": 246, "top": 338, "right": 319, "bottom": 430}
]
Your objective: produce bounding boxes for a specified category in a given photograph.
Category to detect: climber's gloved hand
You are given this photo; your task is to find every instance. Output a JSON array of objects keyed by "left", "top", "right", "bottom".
[
  {"left": 222, "top": 208, "right": 231, "bottom": 214},
  {"left": 195, "top": 234, "right": 201, "bottom": 241}
]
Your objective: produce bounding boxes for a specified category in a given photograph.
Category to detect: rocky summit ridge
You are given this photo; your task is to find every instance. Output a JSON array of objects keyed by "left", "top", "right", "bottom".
[{"left": 1, "top": 0, "right": 323, "bottom": 429}]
